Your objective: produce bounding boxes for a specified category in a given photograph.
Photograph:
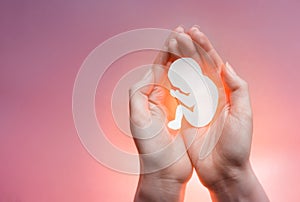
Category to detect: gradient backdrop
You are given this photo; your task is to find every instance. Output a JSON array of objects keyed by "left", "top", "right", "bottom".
[{"left": 1, "top": 0, "right": 300, "bottom": 201}]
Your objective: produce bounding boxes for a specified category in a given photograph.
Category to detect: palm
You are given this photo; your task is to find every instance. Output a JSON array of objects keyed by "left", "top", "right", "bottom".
[
  {"left": 187, "top": 106, "right": 253, "bottom": 186},
  {"left": 169, "top": 26, "right": 253, "bottom": 187}
]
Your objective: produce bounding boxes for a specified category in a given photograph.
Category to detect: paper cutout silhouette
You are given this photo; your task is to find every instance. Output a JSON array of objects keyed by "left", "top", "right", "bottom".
[{"left": 167, "top": 58, "right": 219, "bottom": 130}]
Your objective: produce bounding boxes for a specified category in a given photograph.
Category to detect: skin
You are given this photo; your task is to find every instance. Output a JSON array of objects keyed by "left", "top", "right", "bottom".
[
  {"left": 129, "top": 27, "right": 193, "bottom": 202},
  {"left": 129, "top": 26, "right": 269, "bottom": 202}
]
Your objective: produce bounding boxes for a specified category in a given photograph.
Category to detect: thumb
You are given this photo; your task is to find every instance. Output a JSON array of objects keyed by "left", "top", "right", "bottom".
[
  {"left": 129, "top": 68, "right": 154, "bottom": 128},
  {"left": 222, "top": 62, "right": 252, "bottom": 117}
]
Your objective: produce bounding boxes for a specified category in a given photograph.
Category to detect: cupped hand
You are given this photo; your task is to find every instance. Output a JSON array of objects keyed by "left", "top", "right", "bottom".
[
  {"left": 172, "top": 26, "right": 268, "bottom": 201},
  {"left": 177, "top": 26, "right": 253, "bottom": 186},
  {"left": 129, "top": 27, "right": 193, "bottom": 184}
]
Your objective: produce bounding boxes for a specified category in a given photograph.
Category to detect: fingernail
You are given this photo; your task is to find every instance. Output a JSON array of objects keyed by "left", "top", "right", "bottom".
[
  {"left": 226, "top": 62, "right": 236, "bottom": 76},
  {"left": 179, "top": 24, "right": 185, "bottom": 29},
  {"left": 192, "top": 24, "right": 201, "bottom": 29},
  {"left": 190, "top": 25, "right": 200, "bottom": 32},
  {"left": 190, "top": 27, "right": 197, "bottom": 33},
  {"left": 175, "top": 25, "right": 184, "bottom": 33}
]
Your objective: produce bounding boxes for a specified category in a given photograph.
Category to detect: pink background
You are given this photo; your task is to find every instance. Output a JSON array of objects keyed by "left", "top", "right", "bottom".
[{"left": 1, "top": 0, "right": 299, "bottom": 201}]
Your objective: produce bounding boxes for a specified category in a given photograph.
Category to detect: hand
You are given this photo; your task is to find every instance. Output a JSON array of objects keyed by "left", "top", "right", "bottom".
[
  {"left": 173, "top": 26, "right": 269, "bottom": 201},
  {"left": 129, "top": 27, "right": 193, "bottom": 202}
]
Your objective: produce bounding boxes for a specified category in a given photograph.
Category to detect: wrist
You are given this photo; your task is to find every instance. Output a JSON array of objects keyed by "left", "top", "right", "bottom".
[
  {"left": 207, "top": 162, "right": 269, "bottom": 202},
  {"left": 134, "top": 173, "right": 186, "bottom": 202}
]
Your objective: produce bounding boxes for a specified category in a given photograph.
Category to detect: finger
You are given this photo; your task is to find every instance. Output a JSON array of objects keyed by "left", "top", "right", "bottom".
[
  {"left": 168, "top": 38, "right": 181, "bottom": 59},
  {"left": 152, "top": 26, "right": 183, "bottom": 85},
  {"left": 222, "top": 62, "right": 252, "bottom": 118},
  {"left": 160, "top": 33, "right": 182, "bottom": 89},
  {"left": 167, "top": 26, "right": 185, "bottom": 60},
  {"left": 153, "top": 25, "right": 184, "bottom": 66},
  {"left": 152, "top": 47, "right": 170, "bottom": 85},
  {"left": 175, "top": 32, "right": 201, "bottom": 61},
  {"left": 188, "top": 26, "right": 223, "bottom": 70}
]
